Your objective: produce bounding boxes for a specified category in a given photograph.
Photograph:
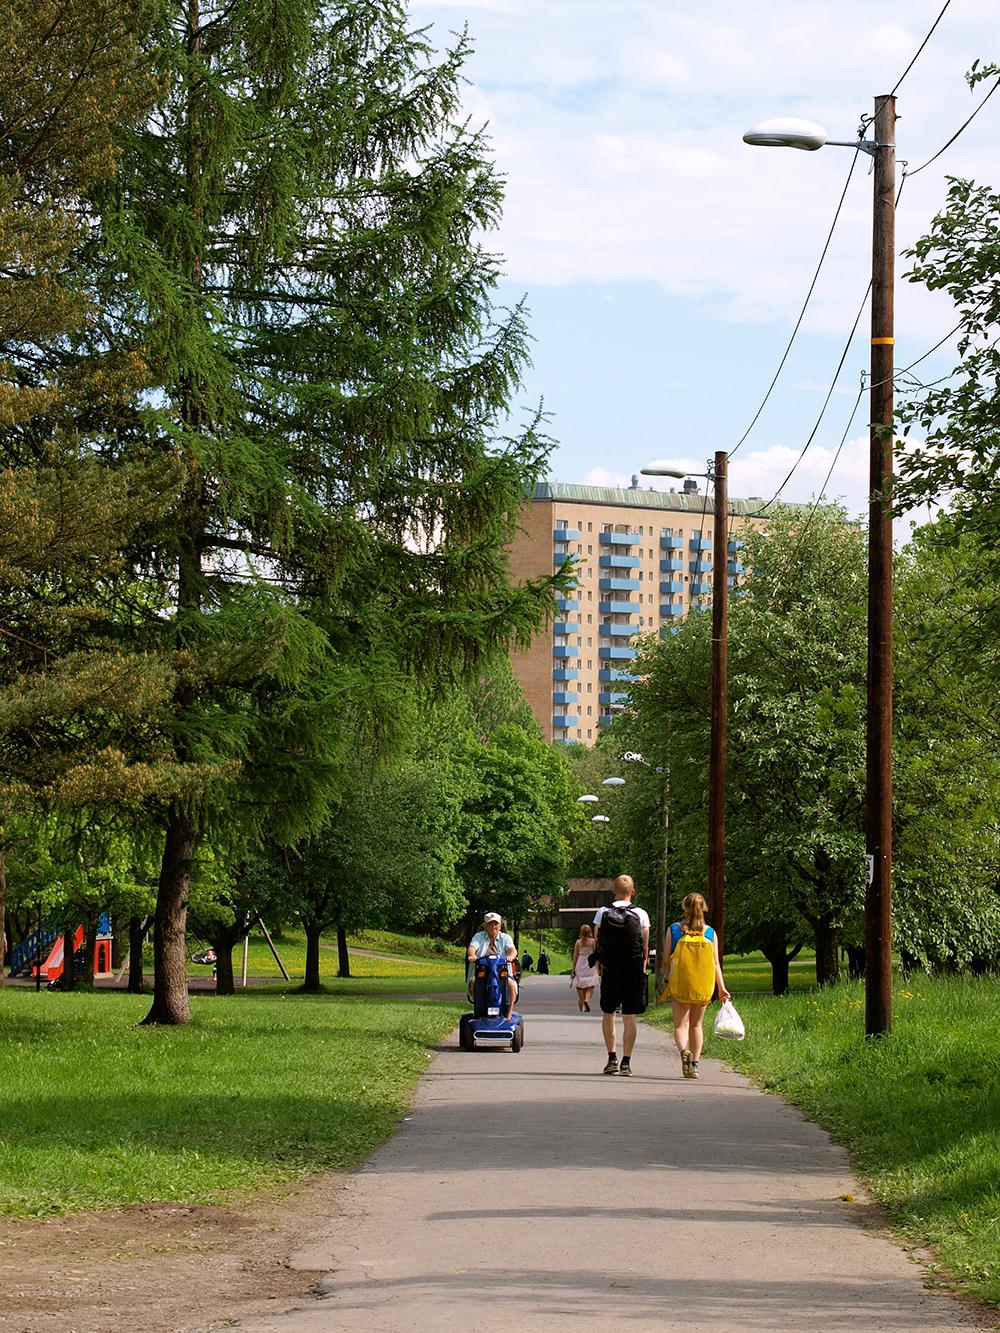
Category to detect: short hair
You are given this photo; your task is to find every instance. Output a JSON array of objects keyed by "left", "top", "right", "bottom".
[{"left": 614, "top": 873, "right": 635, "bottom": 896}]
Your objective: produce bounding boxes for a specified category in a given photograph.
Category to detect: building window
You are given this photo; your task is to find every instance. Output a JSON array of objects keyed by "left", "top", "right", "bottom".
[
  {"left": 587, "top": 705, "right": 592, "bottom": 716},
  {"left": 587, "top": 659, "right": 592, "bottom": 670},
  {"left": 576, "top": 543, "right": 583, "bottom": 554},
  {"left": 587, "top": 613, "right": 592, "bottom": 624},
  {"left": 588, "top": 544, "right": 593, "bottom": 554},
  {"left": 587, "top": 681, "right": 592, "bottom": 693},
  {"left": 587, "top": 637, "right": 592, "bottom": 647},
  {"left": 556, "top": 518, "right": 567, "bottom": 529},
  {"left": 603, "top": 523, "right": 612, "bottom": 533},
  {"left": 587, "top": 522, "right": 592, "bottom": 532},
  {"left": 587, "top": 729, "right": 592, "bottom": 739}
]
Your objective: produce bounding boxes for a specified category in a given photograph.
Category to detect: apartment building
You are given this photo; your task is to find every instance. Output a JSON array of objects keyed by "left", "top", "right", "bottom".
[{"left": 508, "top": 478, "right": 769, "bottom": 745}]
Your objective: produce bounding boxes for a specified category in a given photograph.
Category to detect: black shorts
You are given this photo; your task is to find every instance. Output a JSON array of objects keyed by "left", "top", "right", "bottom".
[{"left": 599, "top": 967, "right": 648, "bottom": 1015}]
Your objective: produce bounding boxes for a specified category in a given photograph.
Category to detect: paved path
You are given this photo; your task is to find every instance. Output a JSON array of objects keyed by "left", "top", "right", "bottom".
[{"left": 237, "top": 977, "right": 988, "bottom": 1333}]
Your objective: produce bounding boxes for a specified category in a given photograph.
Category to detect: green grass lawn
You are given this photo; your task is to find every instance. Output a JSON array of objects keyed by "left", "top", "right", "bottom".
[
  {"left": 187, "top": 928, "right": 463, "bottom": 982},
  {"left": 0, "top": 988, "right": 462, "bottom": 1217},
  {"left": 646, "top": 972, "right": 1000, "bottom": 1307}
]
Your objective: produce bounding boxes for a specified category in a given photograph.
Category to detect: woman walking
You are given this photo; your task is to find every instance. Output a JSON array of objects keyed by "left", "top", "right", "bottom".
[
  {"left": 570, "top": 924, "right": 599, "bottom": 1012},
  {"left": 663, "top": 893, "right": 729, "bottom": 1079}
]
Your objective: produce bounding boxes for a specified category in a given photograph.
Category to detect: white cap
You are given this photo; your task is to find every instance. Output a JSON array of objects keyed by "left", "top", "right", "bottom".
[{"left": 483, "top": 912, "right": 502, "bottom": 924}]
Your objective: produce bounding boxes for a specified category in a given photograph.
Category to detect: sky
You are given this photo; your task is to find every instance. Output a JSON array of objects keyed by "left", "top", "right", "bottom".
[{"left": 410, "top": 0, "right": 999, "bottom": 523}]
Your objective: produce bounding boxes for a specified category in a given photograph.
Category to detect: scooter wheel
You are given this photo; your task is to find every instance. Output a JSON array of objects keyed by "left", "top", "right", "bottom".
[
  {"left": 459, "top": 1016, "right": 474, "bottom": 1051},
  {"left": 511, "top": 1021, "right": 524, "bottom": 1052}
]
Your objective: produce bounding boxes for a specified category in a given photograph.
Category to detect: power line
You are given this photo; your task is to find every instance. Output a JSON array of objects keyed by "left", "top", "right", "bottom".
[
  {"left": 904, "top": 76, "right": 1000, "bottom": 177},
  {"left": 888, "top": 0, "right": 953, "bottom": 97},
  {"left": 729, "top": 148, "right": 863, "bottom": 462}
]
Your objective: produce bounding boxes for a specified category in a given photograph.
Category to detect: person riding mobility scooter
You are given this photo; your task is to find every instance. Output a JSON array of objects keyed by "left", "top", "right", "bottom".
[{"left": 461, "top": 912, "right": 524, "bottom": 1052}]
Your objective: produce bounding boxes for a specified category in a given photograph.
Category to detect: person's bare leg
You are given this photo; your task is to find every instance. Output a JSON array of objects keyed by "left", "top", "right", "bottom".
[
  {"left": 671, "top": 1000, "right": 690, "bottom": 1054},
  {"left": 506, "top": 977, "right": 518, "bottom": 1021},
  {"left": 689, "top": 1004, "right": 708, "bottom": 1060},
  {"left": 576, "top": 987, "right": 585, "bottom": 1011},
  {"left": 622, "top": 1014, "right": 638, "bottom": 1058},
  {"left": 602, "top": 1010, "right": 617, "bottom": 1054},
  {"left": 582, "top": 987, "right": 593, "bottom": 1011}
]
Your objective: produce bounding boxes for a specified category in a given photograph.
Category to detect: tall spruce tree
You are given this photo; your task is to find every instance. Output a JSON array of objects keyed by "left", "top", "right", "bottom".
[
  {"left": 0, "top": 0, "right": 178, "bottom": 974},
  {"left": 98, "top": 1, "right": 560, "bottom": 1022}
]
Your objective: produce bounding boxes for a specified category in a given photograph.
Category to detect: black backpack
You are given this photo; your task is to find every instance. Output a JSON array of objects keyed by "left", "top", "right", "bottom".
[{"left": 594, "top": 904, "right": 644, "bottom": 969}]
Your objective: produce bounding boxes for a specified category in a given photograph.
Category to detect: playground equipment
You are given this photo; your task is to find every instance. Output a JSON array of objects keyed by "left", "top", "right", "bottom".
[
  {"left": 8, "top": 914, "right": 113, "bottom": 982},
  {"left": 459, "top": 953, "right": 524, "bottom": 1052}
]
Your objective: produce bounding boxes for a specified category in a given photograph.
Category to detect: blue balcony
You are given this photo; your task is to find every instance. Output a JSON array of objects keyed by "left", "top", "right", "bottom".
[
  {"left": 660, "top": 624, "right": 681, "bottom": 637},
  {"left": 599, "top": 668, "right": 638, "bottom": 682},
  {"left": 599, "top": 530, "right": 641, "bottom": 546},
  {"left": 599, "top": 623, "right": 635, "bottom": 638},
  {"left": 690, "top": 581, "right": 712, "bottom": 595},
  {"left": 553, "top": 668, "right": 579, "bottom": 681},
  {"left": 554, "top": 551, "right": 578, "bottom": 566},
  {"left": 599, "top": 645, "right": 638, "bottom": 660},
  {"left": 554, "top": 621, "right": 579, "bottom": 636},
  {"left": 599, "top": 691, "right": 631, "bottom": 705},
  {"left": 690, "top": 537, "right": 712, "bottom": 550},
  {"left": 659, "top": 534, "right": 684, "bottom": 549},
  {"left": 552, "top": 714, "right": 580, "bottom": 730},
  {"left": 599, "top": 553, "right": 640, "bottom": 569},
  {"left": 660, "top": 558, "right": 684, "bottom": 572},
  {"left": 659, "top": 580, "right": 683, "bottom": 595},
  {"left": 552, "top": 644, "right": 580, "bottom": 658},
  {"left": 660, "top": 603, "right": 685, "bottom": 617},
  {"left": 555, "top": 598, "right": 579, "bottom": 612},
  {"left": 599, "top": 600, "right": 636, "bottom": 615},
  {"left": 690, "top": 559, "right": 712, "bottom": 573},
  {"left": 599, "top": 577, "right": 641, "bottom": 592},
  {"left": 728, "top": 539, "right": 745, "bottom": 553},
  {"left": 728, "top": 561, "right": 745, "bottom": 575},
  {"left": 555, "top": 528, "right": 580, "bottom": 542},
  {"left": 552, "top": 691, "right": 579, "bottom": 705}
]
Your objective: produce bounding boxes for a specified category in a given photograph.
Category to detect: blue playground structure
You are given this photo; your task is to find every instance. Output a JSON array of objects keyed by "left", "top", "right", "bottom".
[{"left": 459, "top": 953, "right": 524, "bottom": 1052}]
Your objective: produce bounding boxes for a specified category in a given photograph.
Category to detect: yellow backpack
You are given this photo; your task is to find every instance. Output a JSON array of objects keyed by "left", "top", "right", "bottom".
[{"left": 668, "top": 928, "right": 716, "bottom": 1004}]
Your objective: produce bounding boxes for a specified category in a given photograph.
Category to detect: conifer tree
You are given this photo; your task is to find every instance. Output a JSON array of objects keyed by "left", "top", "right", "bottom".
[
  {"left": 0, "top": 0, "right": 173, "bottom": 973},
  {"left": 97, "top": 1, "right": 560, "bottom": 1022}
]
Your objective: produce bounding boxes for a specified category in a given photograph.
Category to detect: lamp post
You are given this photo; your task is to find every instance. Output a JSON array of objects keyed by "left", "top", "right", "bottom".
[
  {"left": 642, "top": 455, "right": 730, "bottom": 958},
  {"left": 622, "top": 750, "right": 670, "bottom": 1002},
  {"left": 744, "top": 98, "right": 896, "bottom": 1038}
]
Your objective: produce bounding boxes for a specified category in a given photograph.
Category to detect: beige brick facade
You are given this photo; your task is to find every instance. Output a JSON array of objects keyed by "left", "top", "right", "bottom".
[{"left": 508, "top": 480, "right": 769, "bottom": 745}]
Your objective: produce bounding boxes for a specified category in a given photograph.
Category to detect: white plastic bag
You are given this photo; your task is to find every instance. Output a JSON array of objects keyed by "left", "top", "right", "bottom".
[{"left": 713, "top": 998, "right": 745, "bottom": 1041}]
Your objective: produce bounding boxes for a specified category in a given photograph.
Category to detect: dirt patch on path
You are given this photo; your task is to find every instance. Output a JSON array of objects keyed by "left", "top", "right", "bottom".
[{"left": 0, "top": 1174, "right": 343, "bottom": 1333}]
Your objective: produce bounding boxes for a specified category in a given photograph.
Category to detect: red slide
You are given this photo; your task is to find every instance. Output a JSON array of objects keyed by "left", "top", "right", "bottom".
[{"left": 37, "top": 925, "right": 85, "bottom": 981}]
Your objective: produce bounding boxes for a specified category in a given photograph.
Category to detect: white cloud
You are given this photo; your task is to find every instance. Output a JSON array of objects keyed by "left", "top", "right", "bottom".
[{"left": 419, "top": 0, "right": 999, "bottom": 340}]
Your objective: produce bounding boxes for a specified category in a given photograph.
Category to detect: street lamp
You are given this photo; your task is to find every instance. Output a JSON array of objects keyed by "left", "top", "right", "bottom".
[
  {"left": 591, "top": 814, "right": 611, "bottom": 824},
  {"left": 601, "top": 777, "right": 626, "bottom": 788},
  {"left": 642, "top": 454, "right": 730, "bottom": 960},
  {"left": 577, "top": 794, "right": 599, "bottom": 804},
  {"left": 744, "top": 98, "right": 896, "bottom": 1038}
]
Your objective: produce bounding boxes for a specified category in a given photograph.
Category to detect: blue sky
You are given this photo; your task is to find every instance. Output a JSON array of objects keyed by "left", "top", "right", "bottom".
[{"left": 411, "top": 0, "right": 998, "bottom": 523}]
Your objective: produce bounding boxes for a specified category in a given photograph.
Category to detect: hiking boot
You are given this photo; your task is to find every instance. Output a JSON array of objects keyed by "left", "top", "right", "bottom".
[
  {"left": 681, "top": 1049, "right": 694, "bottom": 1079},
  {"left": 619, "top": 1059, "right": 632, "bottom": 1077},
  {"left": 691, "top": 1061, "right": 700, "bottom": 1079},
  {"left": 603, "top": 1054, "right": 619, "bottom": 1075}
]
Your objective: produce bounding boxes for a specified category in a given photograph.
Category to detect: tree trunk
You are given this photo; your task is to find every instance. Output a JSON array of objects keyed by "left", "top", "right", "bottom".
[
  {"left": 763, "top": 946, "right": 790, "bottom": 996},
  {"left": 845, "top": 944, "right": 866, "bottom": 980},
  {"left": 82, "top": 914, "right": 98, "bottom": 987},
  {"left": 0, "top": 845, "right": 6, "bottom": 982},
  {"left": 215, "top": 940, "right": 236, "bottom": 995},
  {"left": 303, "top": 921, "right": 323, "bottom": 992},
  {"left": 336, "top": 926, "right": 350, "bottom": 978},
  {"left": 61, "top": 926, "right": 77, "bottom": 990},
  {"left": 128, "top": 915, "right": 148, "bottom": 993},
  {"left": 110, "top": 915, "right": 123, "bottom": 970},
  {"left": 141, "top": 809, "right": 197, "bottom": 1024},
  {"left": 814, "top": 918, "right": 839, "bottom": 987}
]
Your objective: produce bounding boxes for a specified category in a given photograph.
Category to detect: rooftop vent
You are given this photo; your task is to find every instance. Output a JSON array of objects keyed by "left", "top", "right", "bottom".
[{"left": 682, "top": 478, "right": 698, "bottom": 494}]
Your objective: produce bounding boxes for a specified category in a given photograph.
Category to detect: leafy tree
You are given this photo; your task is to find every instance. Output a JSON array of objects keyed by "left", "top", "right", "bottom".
[
  {"left": 629, "top": 506, "right": 870, "bottom": 988},
  {"left": 90, "top": 1, "right": 560, "bottom": 1022},
  {"left": 896, "top": 72, "right": 1000, "bottom": 683}
]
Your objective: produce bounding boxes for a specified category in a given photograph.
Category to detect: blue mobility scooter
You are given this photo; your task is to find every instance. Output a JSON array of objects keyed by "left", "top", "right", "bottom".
[{"left": 460, "top": 954, "right": 524, "bottom": 1052}]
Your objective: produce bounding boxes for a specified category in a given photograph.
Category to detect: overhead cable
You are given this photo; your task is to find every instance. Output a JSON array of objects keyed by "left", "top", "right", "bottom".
[{"left": 904, "top": 76, "right": 1000, "bottom": 177}]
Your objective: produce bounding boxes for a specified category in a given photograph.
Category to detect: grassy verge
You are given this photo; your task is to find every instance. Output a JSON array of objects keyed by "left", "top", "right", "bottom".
[
  {"left": 0, "top": 988, "right": 462, "bottom": 1217},
  {"left": 186, "top": 929, "right": 461, "bottom": 981},
  {"left": 645, "top": 973, "right": 1000, "bottom": 1307}
]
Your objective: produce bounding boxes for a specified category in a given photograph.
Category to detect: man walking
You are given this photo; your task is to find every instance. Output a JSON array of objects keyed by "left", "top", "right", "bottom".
[{"left": 593, "top": 874, "right": 649, "bottom": 1076}]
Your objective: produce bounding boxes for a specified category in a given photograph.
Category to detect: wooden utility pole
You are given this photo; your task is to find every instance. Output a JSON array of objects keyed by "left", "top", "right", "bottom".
[
  {"left": 708, "top": 450, "right": 729, "bottom": 955},
  {"left": 866, "top": 95, "right": 895, "bottom": 1038},
  {"left": 655, "top": 777, "right": 669, "bottom": 1003}
]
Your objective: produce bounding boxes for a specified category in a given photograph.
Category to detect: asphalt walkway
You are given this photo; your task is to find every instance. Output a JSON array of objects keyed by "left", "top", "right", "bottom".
[{"left": 236, "top": 976, "right": 988, "bottom": 1332}]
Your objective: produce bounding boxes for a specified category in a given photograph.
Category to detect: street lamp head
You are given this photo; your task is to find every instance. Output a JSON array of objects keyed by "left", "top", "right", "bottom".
[
  {"left": 591, "top": 814, "right": 611, "bottom": 824},
  {"left": 640, "top": 460, "right": 689, "bottom": 478},
  {"left": 577, "top": 793, "right": 599, "bottom": 804},
  {"left": 743, "top": 117, "right": 827, "bottom": 151},
  {"left": 602, "top": 776, "right": 626, "bottom": 787}
]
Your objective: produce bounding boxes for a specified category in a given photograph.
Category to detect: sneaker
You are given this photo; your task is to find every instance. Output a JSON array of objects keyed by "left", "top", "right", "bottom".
[
  {"left": 603, "top": 1054, "right": 619, "bottom": 1075},
  {"left": 619, "top": 1059, "right": 632, "bottom": 1077},
  {"left": 691, "top": 1061, "right": 700, "bottom": 1080},
  {"left": 681, "top": 1049, "right": 694, "bottom": 1079}
]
